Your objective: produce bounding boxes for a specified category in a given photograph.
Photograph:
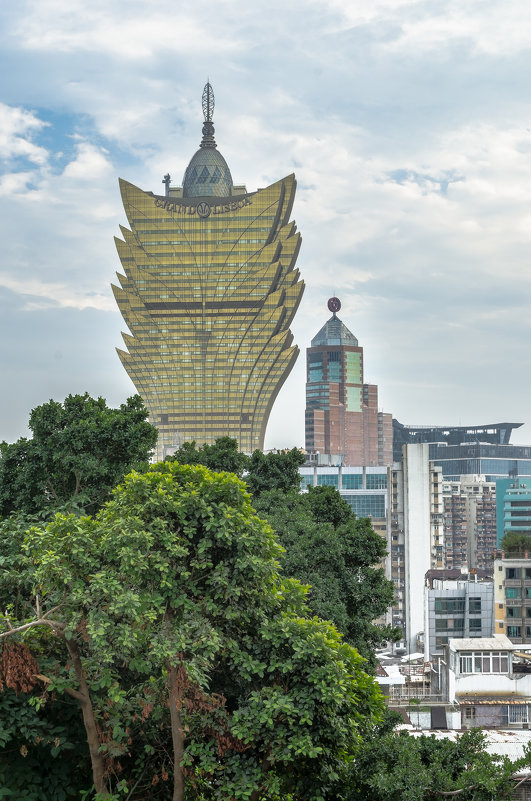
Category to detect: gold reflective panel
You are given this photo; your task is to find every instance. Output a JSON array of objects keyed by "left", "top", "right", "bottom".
[{"left": 113, "top": 175, "right": 304, "bottom": 460}]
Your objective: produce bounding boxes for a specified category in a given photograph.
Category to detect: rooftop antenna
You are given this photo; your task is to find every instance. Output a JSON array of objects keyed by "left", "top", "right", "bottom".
[
  {"left": 202, "top": 80, "right": 214, "bottom": 123},
  {"left": 200, "top": 81, "right": 217, "bottom": 149}
]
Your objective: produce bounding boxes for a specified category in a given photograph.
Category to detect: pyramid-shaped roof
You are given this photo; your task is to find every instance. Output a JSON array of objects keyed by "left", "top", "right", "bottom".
[{"left": 311, "top": 314, "right": 358, "bottom": 347}]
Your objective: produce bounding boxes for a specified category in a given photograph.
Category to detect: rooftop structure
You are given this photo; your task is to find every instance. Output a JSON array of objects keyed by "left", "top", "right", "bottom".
[{"left": 393, "top": 421, "right": 522, "bottom": 463}]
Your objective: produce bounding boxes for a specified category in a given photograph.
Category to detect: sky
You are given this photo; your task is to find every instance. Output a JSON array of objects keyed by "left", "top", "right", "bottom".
[{"left": 2, "top": 0, "right": 531, "bottom": 449}]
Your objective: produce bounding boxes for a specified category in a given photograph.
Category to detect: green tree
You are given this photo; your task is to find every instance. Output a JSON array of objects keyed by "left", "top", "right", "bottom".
[
  {"left": 0, "top": 393, "right": 157, "bottom": 517},
  {"left": 168, "top": 435, "right": 249, "bottom": 477},
  {"left": 347, "top": 726, "right": 531, "bottom": 800},
  {"left": 245, "top": 447, "right": 306, "bottom": 497},
  {"left": 500, "top": 529, "right": 531, "bottom": 556},
  {"left": 253, "top": 486, "right": 399, "bottom": 668},
  {"left": 2, "top": 462, "right": 384, "bottom": 800}
]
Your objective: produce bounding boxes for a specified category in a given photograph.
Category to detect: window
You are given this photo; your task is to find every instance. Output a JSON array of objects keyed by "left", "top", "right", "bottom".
[
  {"left": 507, "top": 625, "right": 522, "bottom": 638},
  {"left": 342, "top": 473, "right": 362, "bottom": 489},
  {"left": 507, "top": 588, "right": 521, "bottom": 599},
  {"left": 508, "top": 705, "right": 529, "bottom": 724},
  {"left": 459, "top": 651, "right": 508, "bottom": 673},
  {"left": 464, "top": 707, "right": 476, "bottom": 720},
  {"left": 507, "top": 607, "right": 522, "bottom": 618},
  {"left": 366, "top": 474, "right": 388, "bottom": 489},
  {"left": 506, "top": 568, "right": 522, "bottom": 579},
  {"left": 469, "top": 619, "right": 482, "bottom": 631},
  {"left": 436, "top": 618, "right": 464, "bottom": 632},
  {"left": 435, "top": 598, "right": 465, "bottom": 614},
  {"left": 316, "top": 475, "right": 338, "bottom": 487},
  {"left": 469, "top": 597, "right": 481, "bottom": 613}
]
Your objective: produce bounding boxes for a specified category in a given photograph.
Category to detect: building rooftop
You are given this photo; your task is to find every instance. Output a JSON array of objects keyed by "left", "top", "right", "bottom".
[
  {"left": 311, "top": 314, "right": 358, "bottom": 347},
  {"left": 450, "top": 635, "right": 515, "bottom": 651},
  {"left": 456, "top": 693, "right": 531, "bottom": 703},
  {"left": 182, "top": 82, "right": 234, "bottom": 198}
]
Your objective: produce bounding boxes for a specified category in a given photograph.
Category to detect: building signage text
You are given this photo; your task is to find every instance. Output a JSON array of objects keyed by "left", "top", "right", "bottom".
[{"left": 153, "top": 196, "right": 252, "bottom": 217}]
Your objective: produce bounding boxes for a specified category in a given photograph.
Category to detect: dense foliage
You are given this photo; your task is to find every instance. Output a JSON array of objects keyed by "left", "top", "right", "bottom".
[
  {"left": 253, "top": 485, "right": 399, "bottom": 667},
  {"left": 168, "top": 436, "right": 305, "bottom": 496},
  {"left": 2, "top": 428, "right": 529, "bottom": 799},
  {"left": 0, "top": 393, "right": 157, "bottom": 517},
  {"left": 348, "top": 724, "right": 531, "bottom": 800},
  {"left": 1, "top": 462, "right": 384, "bottom": 800},
  {"left": 500, "top": 529, "right": 531, "bottom": 555}
]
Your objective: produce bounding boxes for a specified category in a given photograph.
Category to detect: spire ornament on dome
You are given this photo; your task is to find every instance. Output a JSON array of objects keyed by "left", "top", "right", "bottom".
[{"left": 200, "top": 81, "right": 217, "bottom": 149}]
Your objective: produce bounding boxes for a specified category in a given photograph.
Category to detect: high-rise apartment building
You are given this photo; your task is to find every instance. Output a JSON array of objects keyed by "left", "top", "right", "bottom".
[
  {"left": 113, "top": 84, "right": 304, "bottom": 460},
  {"left": 494, "top": 552, "right": 531, "bottom": 644},
  {"left": 500, "top": 481, "right": 531, "bottom": 543},
  {"left": 442, "top": 476, "right": 497, "bottom": 573},
  {"left": 387, "top": 444, "right": 443, "bottom": 652},
  {"left": 304, "top": 299, "right": 392, "bottom": 466}
]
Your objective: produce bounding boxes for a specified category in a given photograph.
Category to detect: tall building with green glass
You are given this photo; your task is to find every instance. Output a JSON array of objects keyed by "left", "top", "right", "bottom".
[{"left": 113, "top": 84, "right": 304, "bottom": 460}]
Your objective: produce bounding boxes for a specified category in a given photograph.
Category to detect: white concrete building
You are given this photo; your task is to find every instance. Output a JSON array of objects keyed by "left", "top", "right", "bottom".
[
  {"left": 388, "top": 444, "right": 443, "bottom": 653},
  {"left": 442, "top": 636, "right": 531, "bottom": 729}
]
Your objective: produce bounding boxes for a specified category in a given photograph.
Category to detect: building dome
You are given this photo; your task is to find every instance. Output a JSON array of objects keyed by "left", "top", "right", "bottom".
[
  {"left": 182, "top": 83, "right": 233, "bottom": 198},
  {"left": 311, "top": 314, "right": 358, "bottom": 347},
  {"left": 182, "top": 146, "right": 233, "bottom": 198}
]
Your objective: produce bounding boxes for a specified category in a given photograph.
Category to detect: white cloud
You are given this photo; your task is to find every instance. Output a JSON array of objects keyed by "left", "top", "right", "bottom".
[
  {"left": 0, "top": 273, "right": 115, "bottom": 311},
  {"left": 13, "top": 0, "right": 244, "bottom": 59},
  {"left": 0, "top": 102, "right": 49, "bottom": 165}
]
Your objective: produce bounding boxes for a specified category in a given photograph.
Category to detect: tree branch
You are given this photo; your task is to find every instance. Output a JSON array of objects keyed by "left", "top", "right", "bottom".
[
  {"left": 34, "top": 672, "right": 85, "bottom": 702},
  {"left": 0, "top": 616, "right": 66, "bottom": 637},
  {"left": 1, "top": 598, "right": 66, "bottom": 638}
]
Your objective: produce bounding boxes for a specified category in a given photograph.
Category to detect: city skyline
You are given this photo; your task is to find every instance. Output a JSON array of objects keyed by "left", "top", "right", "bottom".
[{"left": 2, "top": 1, "right": 531, "bottom": 449}]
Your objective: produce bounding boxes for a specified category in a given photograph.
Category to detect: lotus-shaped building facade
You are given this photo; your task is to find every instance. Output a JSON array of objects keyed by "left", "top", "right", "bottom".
[{"left": 113, "top": 84, "right": 304, "bottom": 460}]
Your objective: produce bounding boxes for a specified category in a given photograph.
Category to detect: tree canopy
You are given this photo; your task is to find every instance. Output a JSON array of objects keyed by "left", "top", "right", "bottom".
[
  {"left": 0, "top": 393, "right": 157, "bottom": 517},
  {"left": 253, "top": 485, "right": 399, "bottom": 667},
  {"left": 500, "top": 529, "right": 531, "bottom": 555},
  {"left": 168, "top": 438, "right": 398, "bottom": 668},
  {"left": 1, "top": 461, "right": 384, "bottom": 800},
  {"left": 347, "top": 724, "right": 531, "bottom": 801}
]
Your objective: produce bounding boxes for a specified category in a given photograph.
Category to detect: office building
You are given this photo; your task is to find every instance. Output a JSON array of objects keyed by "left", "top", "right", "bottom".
[
  {"left": 113, "top": 83, "right": 304, "bottom": 460},
  {"left": 305, "top": 299, "right": 392, "bottom": 466},
  {"left": 498, "top": 480, "right": 531, "bottom": 545},
  {"left": 431, "top": 443, "right": 531, "bottom": 482},
  {"left": 424, "top": 569, "right": 494, "bottom": 661},
  {"left": 299, "top": 464, "right": 388, "bottom": 531},
  {"left": 393, "top": 421, "right": 522, "bottom": 464}
]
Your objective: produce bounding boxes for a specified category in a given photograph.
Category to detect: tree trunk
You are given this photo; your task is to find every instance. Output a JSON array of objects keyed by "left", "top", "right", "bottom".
[
  {"left": 250, "top": 753, "right": 271, "bottom": 801},
  {"left": 168, "top": 665, "right": 185, "bottom": 801},
  {"left": 65, "top": 637, "right": 108, "bottom": 796}
]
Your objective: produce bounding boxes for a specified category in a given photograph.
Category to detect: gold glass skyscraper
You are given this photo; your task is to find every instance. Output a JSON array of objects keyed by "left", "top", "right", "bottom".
[{"left": 113, "top": 84, "right": 304, "bottom": 460}]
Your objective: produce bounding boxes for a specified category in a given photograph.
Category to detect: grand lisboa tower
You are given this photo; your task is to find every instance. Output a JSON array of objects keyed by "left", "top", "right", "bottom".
[{"left": 113, "top": 84, "right": 304, "bottom": 460}]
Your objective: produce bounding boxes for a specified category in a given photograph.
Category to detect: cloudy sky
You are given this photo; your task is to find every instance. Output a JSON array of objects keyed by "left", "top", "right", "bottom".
[{"left": 2, "top": 0, "right": 531, "bottom": 449}]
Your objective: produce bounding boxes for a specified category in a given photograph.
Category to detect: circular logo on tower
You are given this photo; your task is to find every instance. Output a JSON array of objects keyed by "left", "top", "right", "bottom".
[
  {"left": 197, "top": 202, "right": 211, "bottom": 218},
  {"left": 328, "top": 297, "right": 341, "bottom": 313}
]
